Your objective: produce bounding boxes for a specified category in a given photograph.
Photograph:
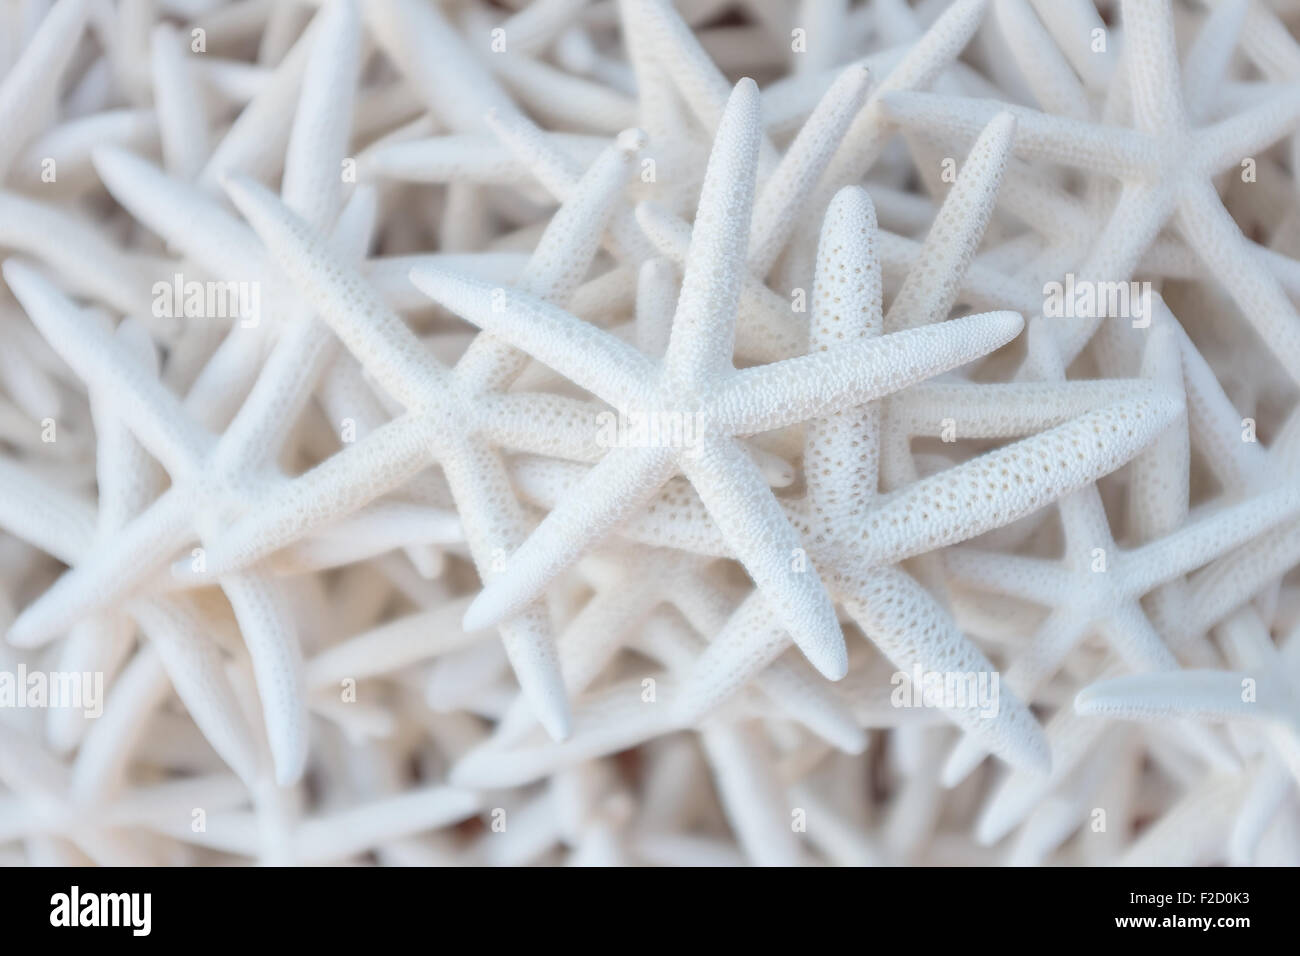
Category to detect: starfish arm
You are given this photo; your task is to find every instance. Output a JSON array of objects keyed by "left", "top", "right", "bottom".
[
  {"left": 713, "top": 310, "right": 1023, "bottom": 436},
  {"left": 747, "top": 64, "right": 872, "bottom": 277},
  {"left": 1120, "top": 0, "right": 1188, "bottom": 136},
  {"left": 633, "top": 201, "right": 806, "bottom": 363},
  {"left": 150, "top": 24, "right": 209, "bottom": 181},
  {"left": 224, "top": 175, "right": 445, "bottom": 411},
  {"left": 410, "top": 265, "right": 656, "bottom": 409},
  {"left": 804, "top": 186, "right": 882, "bottom": 522},
  {"left": 213, "top": 185, "right": 377, "bottom": 473},
  {"left": 1182, "top": 0, "right": 1251, "bottom": 123},
  {"left": 880, "top": 91, "right": 1155, "bottom": 179},
  {"left": 196, "top": 413, "right": 435, "bottom": 577},
  {"left": 1187, "top": 515, "right": 1300, "bottom": 632},
  {"left": 1175, "top": 322, "right": 1268, "bottom": 489},
  {"left": 1196, "top": 85, "right": 1300, "bottom": 177},
  {"left": 463, "top": 445, "right": 677, "bottom": 631},
  {"left": 1125, "top": 484, "right": 1300, "bottom": 598},
  {"left": 92, "top": 146, "right": 264, "bottom": 285},
  {"left": 510, "top": 456, "right": 732, "bottom": 556},
  {"left": 198, "top": 17, "right": 317, "bottom": 189},
  {"left": 680, "top": 437, "right": 846, "bottom": 679},
  {"left": 433, "top": 428, "right": 572, "bottom": 739},
  {"left": 700, "top": 724, "right": 805, "bottom": 866},
  {"left": 843, "top": 566, "right": 1050, "bottom": 773},
  {"left": 0, "top": 0, "right": 91, "bottom": 177},
  {"left": 362, "top": 132, "right": 596, "bottom": 185},
  {"left": 992, "top": 0, "right": 1088, "bottom": 118},
  {"left": 877, "top": 230, "right": 1042, "bottom": 316},
  {"left": 281, "top": 0, "right": 362, "bottom": 229},
  {"left": 673, "top": 590, "right": 794, "bottom": 726},
  {"left": 892, "top": 379, "right": 1166, "bottom": 439},
  {"left": 305, "top": 598, "right": 476, "bottom": 689},
  {"left": 132, "top": 598, "right": 262, "bottom": 787},
  {"left": 3, "top": 262, "right": 212, "bottom": 478},
  {"left": 1230, "top": 759, "right": 1293, "bottom": 864},
  {"left": 0, "top": 455, "right": 97, "bottom": 565},
  {"left": 753, "top": 654, "right": 867, "bottom": 754},
  {"left": 273, "top": 503, "right": 462, "bottom": 573},
  {"left": 886, "top": 112, "right": 1016, "bottom": 332},
  {"left": 857, "top": 392, "right": 1182, "bottom": 567},
  {"left": 629, "top": 0, "right": 777, "bottom": 172},
  {"left": 513, "top": 132, "right": 643, "bottom": 304},
  {"left": 941, "top": 608, "right": 1091, "bottom": 784},
  {"left": 294, "top": 786, "right": 481, "bottom": 865},
  {"left": 450, "top": 675, "right": 680, "bottom": 789},
  {"left": 944, "top": 549, "right": 1072, "bottom": 606},
  {"left": 663, "top": 78, "right": 761, "bottom": 386},
  {"left": 1097, "top": 600, "right": 1179, "bottom": 671},
  {"left": 1026, "top": 0, "right": 1115, "bottom": 88},
  {"left": 808, "top": 0, "right": 988, "bottom": 217},
  {"left": 1128, "top": 324, "right": 1189, "bottom": 540},
  {"left": 1057, "top": 487, "right": 1115, "bottom": 555},
  {"left": 9, "top": 488, "right": 194, "bottom": 648},
  {"left": 975, "top": 706, "right": 1110, "bottom": 843},
  {"left": 494, "top": 605, "right": 571, "bottom": 741},
  {"left": 473, "top": 392, "right": 609, "bottom": 462},
  {"left": 1176, "top": 182, "right": 1300, "bottom": 386},
  {"left": 635, "top": 258, "right": 677, "bottom": 358},
  {"left": 364, "top": 0, "right": 516, "bottom": 134},
  {"left": 1075, "top": 669, "right": 1293, "bottom": 723},
  {"left": 0, "top": 192, "right": 158, "bottom": 321},
  {"left": 454, "top": 132, "right": 643, "bottom": 393},
  {"left": 481, "top": 108, "right": 654, "bottom": 261},
  {"left": 219, "top": 575, "right": 308, "bottom": 785}
]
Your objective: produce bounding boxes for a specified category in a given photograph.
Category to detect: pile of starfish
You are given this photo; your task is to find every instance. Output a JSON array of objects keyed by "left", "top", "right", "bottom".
[{"left": 0, "top": 0, "right": 1298, "bottom": 867}]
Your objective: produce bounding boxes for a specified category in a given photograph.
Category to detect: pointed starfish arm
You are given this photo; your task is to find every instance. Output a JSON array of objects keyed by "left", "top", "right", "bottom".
[
  {"left": 663, "top": 78, "right": 761, "bottom": 386},
  {"left": 674, "top": 586, "right": 809, "bottom": 727},
  {"left": 410, "top": 265, "right": 657, "bottom": 407},
  {"left": 9, "top": 488, "right": 193, "bottom": 648},
  {"left": 851, "top": 392, "right": 1182, "bottom": 567},
  {"left": 748, "top": 64, "right": 872, "bottom": 277},
  {"left": 1075, "top": 669, "right": 1293, "bottom": 723},
  {"left": 474, "top": 392, "right": 610, "bottom": 462},
  {"left": 681, "top": 437, "right": 847, "bottom": 680},
  {"left": 1124, "top": 482, "right": 1300, "bottom": 598},
  {"left": 463, "top": 445, "right": 677, "bottom": 631},
  {"left": 221, "top": 574, "right": 308, "bottom": 786},
  {"left": 712, "top": 310, "right": 1023, "bottom": 436},
  {"left": 1121, "top": 0, "right": 1188, "bottom": 135},
  {"left": 881, "top": 91, "right": 1155, "bottom": 179},
  {"left": 495, "top": 604, "right": 571, "bottom": 741},
  {"left": 224, "top": 174, "right": 444, "bottom": 412},
  {"left": 886, "top": 112, "right": 1016, "bottom": 331},
  {"left": 1176, "top": 182, "right": 1300, "bottom": 388},
  {"left": 454, "top": 130, "right": 643, "bottom": 392},
  {"left": 195, "top": 413, "right": 436, "bottom": 577},
  {"left": 3, "top": 261, "right": 213, "bottom": 479},
  {"left": 842, "top": 566, "right": 1049, "bottom": 774},
  {"left": 1196, "top": 85, "right": 1300, "bottom": 175},
  {"left": 893, "top": 379, "right": 1166, "bottom": 438}
]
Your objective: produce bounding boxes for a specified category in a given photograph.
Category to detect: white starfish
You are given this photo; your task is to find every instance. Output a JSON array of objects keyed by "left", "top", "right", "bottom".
[
  {"left": 883, "top": 0, "right": 1300, "bottom": 383},
  {"left": 413, "top": 79, "right": 1027, "bottom": 680}
]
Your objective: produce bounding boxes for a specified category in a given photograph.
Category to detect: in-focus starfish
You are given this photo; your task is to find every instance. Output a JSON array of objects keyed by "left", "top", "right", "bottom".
[
  {"left": 413, "top": 79, "right": 1026, "bottom": 680},
  {"left": 193, "top": 130, "right": 662, "bottom": 740}
]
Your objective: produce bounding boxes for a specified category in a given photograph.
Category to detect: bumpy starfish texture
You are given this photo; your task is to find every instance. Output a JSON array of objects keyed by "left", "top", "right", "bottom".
[{"left": 1, "top": 0, "right": 1300, "bottom": 868}]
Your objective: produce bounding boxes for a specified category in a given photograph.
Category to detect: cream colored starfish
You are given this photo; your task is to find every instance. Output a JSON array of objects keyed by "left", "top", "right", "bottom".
[{"left": 413, "top": 79, "right": 1026, "bottom": 680}]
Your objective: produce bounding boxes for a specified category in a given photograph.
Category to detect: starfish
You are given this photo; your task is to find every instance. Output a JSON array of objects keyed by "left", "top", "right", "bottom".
[
  {"left": 187, "top": 130, "right": 663, "bottom": 741},
  {"left": 413, "top": 79, "right": 1028, "bottom": 680},
  {"left": 882, "top": 0, "right": 1300, "bottom": 385}
]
